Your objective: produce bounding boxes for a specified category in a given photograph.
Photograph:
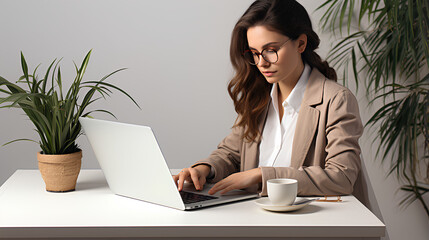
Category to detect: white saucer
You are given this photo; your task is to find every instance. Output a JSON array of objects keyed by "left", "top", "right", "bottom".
[{"left": 255, "top": 197, "right": 315, "bottom": 212}]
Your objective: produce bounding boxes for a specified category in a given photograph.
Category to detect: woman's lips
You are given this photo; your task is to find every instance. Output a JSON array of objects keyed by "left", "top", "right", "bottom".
[{"left": 262, "top": 71, "right": 277, "bottom": 77}]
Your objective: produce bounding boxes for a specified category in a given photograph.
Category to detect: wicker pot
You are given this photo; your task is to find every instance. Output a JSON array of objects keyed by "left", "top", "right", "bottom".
[{"left": 37, "top": 150, "right": 82, "bottom": 192}]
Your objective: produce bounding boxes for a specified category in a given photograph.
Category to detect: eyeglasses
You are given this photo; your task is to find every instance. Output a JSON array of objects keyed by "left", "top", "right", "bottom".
[{"left": 243, "top": 38, "right": 291, "bottom": 65}]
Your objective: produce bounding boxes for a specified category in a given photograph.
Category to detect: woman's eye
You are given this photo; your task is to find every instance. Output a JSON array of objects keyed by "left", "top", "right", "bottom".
[{"left": 266, "top": 49, "right": 277, "bottom": 53}]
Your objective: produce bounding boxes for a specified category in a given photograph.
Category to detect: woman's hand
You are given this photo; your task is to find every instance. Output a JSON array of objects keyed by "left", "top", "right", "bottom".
[
  {"left": 172, "top": 164, "right": 211, "bottom": 191},
  {"left": 208, "top": 168, "right": 262, "bottom": 195}
]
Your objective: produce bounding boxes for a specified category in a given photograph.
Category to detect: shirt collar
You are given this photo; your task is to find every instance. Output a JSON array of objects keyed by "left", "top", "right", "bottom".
[{"left": 270, "top": 63, "right": 311, "bottom": 113}]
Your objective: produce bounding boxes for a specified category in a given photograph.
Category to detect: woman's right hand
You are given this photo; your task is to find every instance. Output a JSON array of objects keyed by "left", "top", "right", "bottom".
[{"left": 172, "top": 164, "right": 211, "bottom": 191}]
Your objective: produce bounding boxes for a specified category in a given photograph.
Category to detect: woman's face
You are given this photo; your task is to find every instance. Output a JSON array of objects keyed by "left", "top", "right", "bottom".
[{"left": 246, "top": 25, "right": 306, "bottom": 85}]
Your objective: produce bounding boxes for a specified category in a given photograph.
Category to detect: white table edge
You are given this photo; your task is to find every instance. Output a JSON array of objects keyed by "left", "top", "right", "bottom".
[{"left": 0, "top": 169, "right": 386, "bottom": 239}]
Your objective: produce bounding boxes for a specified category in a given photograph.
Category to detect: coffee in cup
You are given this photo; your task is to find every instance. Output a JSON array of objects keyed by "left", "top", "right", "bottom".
[{"left": 267, "top": 178, "right": 298, "bottom": 206}]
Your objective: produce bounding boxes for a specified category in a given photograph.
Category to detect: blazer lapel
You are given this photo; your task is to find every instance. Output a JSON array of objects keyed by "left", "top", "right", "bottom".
[
  {"left": 290, "top": 69, "right": 325, "bottom": 169},
  {"left": 242, "top": 103, "right": 269, "bottom": 171}
]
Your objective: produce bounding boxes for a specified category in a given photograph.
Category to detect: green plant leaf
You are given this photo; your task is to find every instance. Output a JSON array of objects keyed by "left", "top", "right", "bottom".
[
  {"left": 1, "top": 138, "right": 39, "bottom": 147},
  {"left": 41, "top": 58, "right": 57, "bottom": 94},
  {"left": 82, "top": 81, "right": 141, "bottom": 109},
  {"left": 20, "top": 52, "right": 30, "bottom": 90},
  {"left": 82, "top": 109, "right": 117, "bottom": 119}
]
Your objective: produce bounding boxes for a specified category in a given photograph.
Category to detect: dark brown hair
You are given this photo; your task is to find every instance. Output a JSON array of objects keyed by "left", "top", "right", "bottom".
[{"left": 228, "top": 0, "right": 337, "bottom": 142}]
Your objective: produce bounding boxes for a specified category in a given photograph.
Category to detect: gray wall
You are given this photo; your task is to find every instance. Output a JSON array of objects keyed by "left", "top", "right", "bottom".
[{"left": 0, "top": 1, "right": 428, "bottom": 240}]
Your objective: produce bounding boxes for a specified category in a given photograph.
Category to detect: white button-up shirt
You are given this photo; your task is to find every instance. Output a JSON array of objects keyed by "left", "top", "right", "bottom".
[{"left": 258, "top": 64, "right": 311, "bottom": 167}]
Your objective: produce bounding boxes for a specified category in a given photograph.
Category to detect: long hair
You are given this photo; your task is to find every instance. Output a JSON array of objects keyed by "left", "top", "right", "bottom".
[{"left": 228, "top": 0, "right": 337, "bottom": 142}]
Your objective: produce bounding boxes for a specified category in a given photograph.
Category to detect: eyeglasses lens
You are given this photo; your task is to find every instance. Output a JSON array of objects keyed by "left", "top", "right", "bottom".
[
  {"left": 263, "top": 50, "right": 278, "bottom": 63},
  {"left": 244, "top": 50, "right": 278, "bottom": 65}
]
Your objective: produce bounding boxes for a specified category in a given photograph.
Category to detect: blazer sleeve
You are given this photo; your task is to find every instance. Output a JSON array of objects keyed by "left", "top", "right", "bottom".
[
  {"left": 260, "top": 89, "right": 363, "bottom": 196},
  {"left": 192, "top": 124, "right": 243, "bottom": 183}
]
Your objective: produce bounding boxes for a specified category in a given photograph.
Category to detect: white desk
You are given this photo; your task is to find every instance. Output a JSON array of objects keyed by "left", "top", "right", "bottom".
[{"left": 0, "top": 169, "right": 385, "bottom": 240}]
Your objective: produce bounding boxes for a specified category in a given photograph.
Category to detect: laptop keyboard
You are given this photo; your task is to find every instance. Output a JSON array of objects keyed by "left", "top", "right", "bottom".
[{"left": 180, "top": 191, "right": 218, "bottom": 204}]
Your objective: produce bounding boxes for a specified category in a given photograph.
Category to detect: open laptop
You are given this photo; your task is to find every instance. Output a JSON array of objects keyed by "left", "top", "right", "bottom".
[{"left": 79, "top": 117, "right": 259, "bottom": 210}]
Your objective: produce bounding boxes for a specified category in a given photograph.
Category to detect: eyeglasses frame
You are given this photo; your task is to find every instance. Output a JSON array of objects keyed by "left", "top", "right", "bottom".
[{"left": 243, "top": 38, "right": 291, "bottom": 66}]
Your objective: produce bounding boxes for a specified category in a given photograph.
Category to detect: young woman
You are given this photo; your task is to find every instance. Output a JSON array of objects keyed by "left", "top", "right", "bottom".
[{"left": 173, "top": 0, "right": 367, "bottom": 204}]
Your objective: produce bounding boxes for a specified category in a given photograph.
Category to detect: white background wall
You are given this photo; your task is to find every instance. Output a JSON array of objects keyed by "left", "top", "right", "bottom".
[{"left": 0, "top": 1, "right": 428, "bottom": 239}]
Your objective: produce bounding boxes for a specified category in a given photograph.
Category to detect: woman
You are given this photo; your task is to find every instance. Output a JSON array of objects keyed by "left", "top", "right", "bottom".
[{"left": 173, "top": 0, "right": 367, "bottom": 204}]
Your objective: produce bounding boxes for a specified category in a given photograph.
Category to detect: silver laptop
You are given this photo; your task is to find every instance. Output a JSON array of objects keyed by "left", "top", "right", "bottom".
[{"left": 79, "top": 117, "right": 259, "bottom": 210}]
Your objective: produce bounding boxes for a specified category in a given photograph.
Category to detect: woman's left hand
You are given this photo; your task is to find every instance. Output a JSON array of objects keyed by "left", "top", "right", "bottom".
[{"left": 208, "top": 168, "right": 262, "bottom": 195}]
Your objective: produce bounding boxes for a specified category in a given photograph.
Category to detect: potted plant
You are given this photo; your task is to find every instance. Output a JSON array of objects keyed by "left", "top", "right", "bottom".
[
  {"left": 316, "top": 0, "right": 428, "bottom": 216},
  {"left": 0, "top": 50, "right": 140, "bottom": 192}
]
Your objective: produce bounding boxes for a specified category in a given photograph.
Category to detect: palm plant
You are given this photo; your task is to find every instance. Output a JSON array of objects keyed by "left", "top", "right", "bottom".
[
  {"left": 0, "top": 50, "right": 140, "bottom": 154},
  {"left": 316, "top": 0, "right": 429, "bottom": 217}
]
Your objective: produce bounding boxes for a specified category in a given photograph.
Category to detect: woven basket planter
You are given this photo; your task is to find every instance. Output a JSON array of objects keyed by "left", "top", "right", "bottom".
[{"left": 37, "top": 150, "right": 82, "bottom": 192}]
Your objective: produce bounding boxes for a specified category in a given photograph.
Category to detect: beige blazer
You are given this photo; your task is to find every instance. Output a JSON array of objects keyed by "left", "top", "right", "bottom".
[{"left": 194, "top": 68, "right": 369, "bottom": 206}]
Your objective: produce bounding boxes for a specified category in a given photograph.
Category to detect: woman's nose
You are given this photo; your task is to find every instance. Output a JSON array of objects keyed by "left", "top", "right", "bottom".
[{"left": 258, "top": 56, "right": 270, "bottom": 67}]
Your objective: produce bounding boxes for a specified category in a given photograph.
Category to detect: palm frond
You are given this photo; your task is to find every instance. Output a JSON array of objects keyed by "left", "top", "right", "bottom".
[{"left": 317, "top": 0, "right": 429, "bottom": 216}]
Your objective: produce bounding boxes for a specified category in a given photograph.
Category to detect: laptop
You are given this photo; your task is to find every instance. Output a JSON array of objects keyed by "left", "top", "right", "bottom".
[{"left": 79, "top": 117, "right": 259, "bottom": 210}]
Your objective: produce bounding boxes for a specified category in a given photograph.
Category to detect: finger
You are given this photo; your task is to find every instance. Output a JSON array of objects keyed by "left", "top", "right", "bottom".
[
  {"left": 172, "top": 175, "right": 179, "bottom": 187},
  {"left": 208, "top": 180, "right": 227, "bottom": 195},
  {"left": 208, "top": 186, "right": 217, "bottom": 195},
  {"left": 189, "top": 168, "right": 201, "bottom": 190},
  {"left": 178, "top": 170, "right": 187, "bottom": 191},
  {"left": 220, "top": 184, "right": 236, "bottom": 195},
  {"left": 199, "top": 176, "right": 207, "bottom": 188}
]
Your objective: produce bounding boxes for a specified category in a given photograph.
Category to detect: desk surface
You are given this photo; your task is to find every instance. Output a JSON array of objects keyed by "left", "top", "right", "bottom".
[{"left": 0, "top": 169, "right": 385, "bottom": 239}]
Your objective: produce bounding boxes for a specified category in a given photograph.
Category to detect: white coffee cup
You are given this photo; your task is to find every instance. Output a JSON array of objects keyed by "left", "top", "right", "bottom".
[{"left": 267, "top": 178, "right": 298, "bottom": 206}]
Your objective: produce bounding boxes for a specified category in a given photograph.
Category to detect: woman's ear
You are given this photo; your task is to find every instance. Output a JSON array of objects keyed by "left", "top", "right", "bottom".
[{"left": 297, "top": 34, "right": 307, "bottom": 53}]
